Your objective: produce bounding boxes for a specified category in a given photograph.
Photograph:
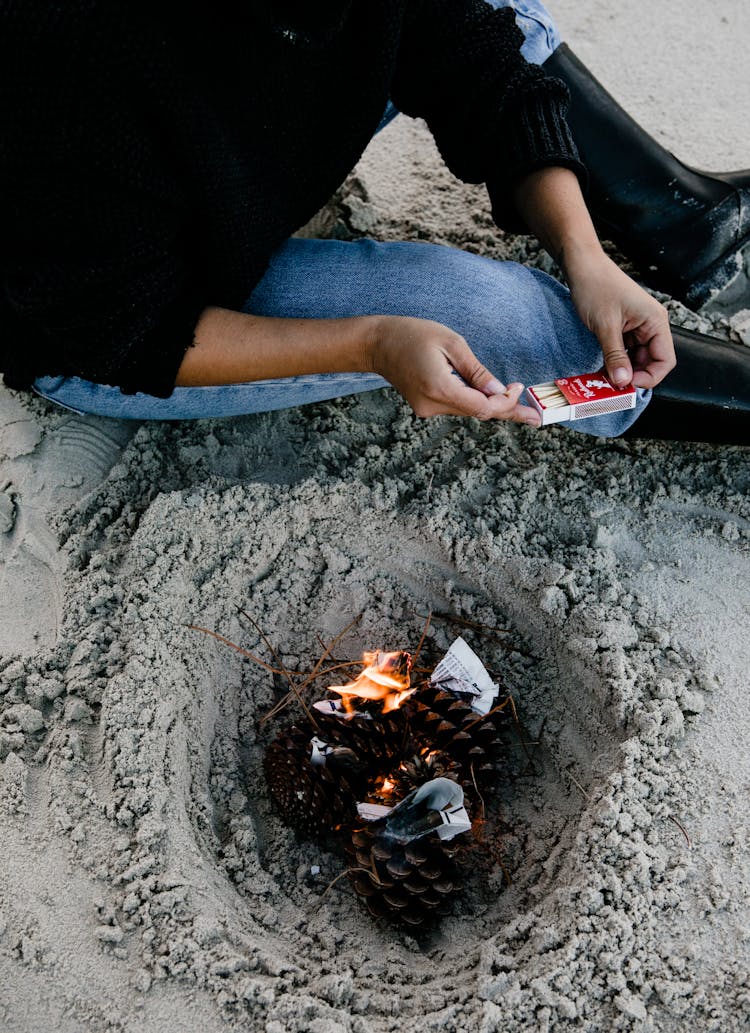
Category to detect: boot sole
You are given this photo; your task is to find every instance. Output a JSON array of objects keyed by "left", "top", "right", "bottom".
[{"left": 695, "top": 236, "right": 750, "bottom": 316}]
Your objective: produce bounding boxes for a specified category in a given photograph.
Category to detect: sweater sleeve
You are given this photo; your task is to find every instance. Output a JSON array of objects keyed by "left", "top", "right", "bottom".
[
  {"left": 2, "top": 195, "right": 207, "bottom": 398},
  {"left": 0, "top": 16, "right": 205, "bottom": 397},
  {"left": 391, "top": 0, "right": 587, "bottom": 232}
]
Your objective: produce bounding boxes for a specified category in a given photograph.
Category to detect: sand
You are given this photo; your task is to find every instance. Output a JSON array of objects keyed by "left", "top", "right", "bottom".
[{"left": 1, "top": 2, "right": 749, "bottom": 1030}]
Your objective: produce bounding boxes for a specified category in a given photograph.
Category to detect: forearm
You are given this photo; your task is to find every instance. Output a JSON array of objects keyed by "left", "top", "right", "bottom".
[
  {"left": 512, "top": 166, "right": 603, "bottom": 278},
  {"left": 511, "top": 166, "right": 674, "bottom": 389},
  {"left": 175, "top": 307, "right": 380, "bottom": 386}
]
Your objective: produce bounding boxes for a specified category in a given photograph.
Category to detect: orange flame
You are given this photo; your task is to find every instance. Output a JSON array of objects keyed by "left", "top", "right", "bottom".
[{"left": 330, "top": 650, "right": 414, "bottom": 714}]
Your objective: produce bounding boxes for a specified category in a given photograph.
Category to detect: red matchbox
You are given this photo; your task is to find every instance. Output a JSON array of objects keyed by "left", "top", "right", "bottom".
[{"left": 525, "top": 371, "right": 636, "bottom": 426}]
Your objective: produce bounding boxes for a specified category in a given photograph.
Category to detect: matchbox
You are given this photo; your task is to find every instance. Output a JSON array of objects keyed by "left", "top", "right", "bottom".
[{"left": 526, "top": 371, "right": 636, "bottom": 426}]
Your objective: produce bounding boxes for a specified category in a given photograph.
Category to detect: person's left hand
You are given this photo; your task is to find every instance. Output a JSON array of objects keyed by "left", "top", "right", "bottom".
[{"left": 564, "top": 247, "right": 675, "bottom": 389}]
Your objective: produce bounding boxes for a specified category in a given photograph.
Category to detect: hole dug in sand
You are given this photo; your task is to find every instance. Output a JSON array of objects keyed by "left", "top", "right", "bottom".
[
  {"left": 10, "top": 413, "right": 723, "bottom": 1031},
  {"left": 100, "top": 481, "right": 640, "bottom": 1029}
]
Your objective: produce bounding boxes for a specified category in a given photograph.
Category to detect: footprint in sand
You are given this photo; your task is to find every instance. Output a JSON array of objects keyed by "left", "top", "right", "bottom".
[{"left": 0, "top": 389, "right": 136, "bottom": 656}]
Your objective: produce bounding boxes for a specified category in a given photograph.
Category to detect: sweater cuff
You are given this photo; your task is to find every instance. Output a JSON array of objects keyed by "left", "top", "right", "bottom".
[
  {"left": 111, "top": 287, "right": 207, "bottom": 398},
  {"left": 486, "top": 91, "right": 588, "bottom": 234}
]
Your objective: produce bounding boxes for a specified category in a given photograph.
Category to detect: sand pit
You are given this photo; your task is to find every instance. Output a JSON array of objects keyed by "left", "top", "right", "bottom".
[{"left": 1, "top": 2, "right": 749, "bottom": 1030}]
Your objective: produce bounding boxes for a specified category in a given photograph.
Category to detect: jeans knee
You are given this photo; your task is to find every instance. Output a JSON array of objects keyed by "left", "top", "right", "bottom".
[{"left": 480, "top": 0, "right": 561, "bottom": 64}]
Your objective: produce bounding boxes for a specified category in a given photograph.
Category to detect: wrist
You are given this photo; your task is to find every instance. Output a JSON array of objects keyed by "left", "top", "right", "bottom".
[
  {"left": 558, "top": 236, "right": 608, "bottom": 283},
  {"left": 360, "top": 314, "right": 391, "bottom": 376}
]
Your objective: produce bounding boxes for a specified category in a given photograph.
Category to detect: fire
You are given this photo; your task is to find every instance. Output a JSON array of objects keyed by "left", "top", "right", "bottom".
[
  {"left": 330, "top": 650, "right": 414, "bottom": 714},
  {"left": 381, "top": 777, "right": 395, "bottom": 794}
]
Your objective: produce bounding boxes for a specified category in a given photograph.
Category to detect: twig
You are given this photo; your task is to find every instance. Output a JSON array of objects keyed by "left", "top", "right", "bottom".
[
  {"left": 236, "top": 608, "right": 296, "bottom": 691},
  {"left": 414, "top": 611, "right": 511, "bottom": 636},
  {"left": 259, "top": 658, "right": 365, "bottom": 716},
  {"left": 188, "top": 623, "right": 319, "bottom": 730},
  {"left": 466, "top": 759, "right": 513, "bottom": 886},
  {"left": 667, "top": 814, "right": 692, "bottom": 849},
  {"left": 497, "top": 855, "right": 513, "bottom": 887},
  {"left": 315, "top": 867, "right": 371, "bottom": 909},
  {"left": 469, "top": 761, "right": 486, "bottom": 826},
  {"left": 566, "top": 770, "right": 591, "bottom": 802},
  {"left": 301, "top": 614, "right": 363, "bottom": 688},
  {"left": 412, "top": 610, "right": 433, "bottom": 667},
  {"left": 464, "top": 694, "right": 518, "bottom": 734},
  {"left": 186, "top": 625, "right": 294, "bottom": 676},
  {"left": 261, "top": 614, "right": 363, "bottom": 724},
  {"left": 315, "top": 660, "right": 365, "bottom": 678}
]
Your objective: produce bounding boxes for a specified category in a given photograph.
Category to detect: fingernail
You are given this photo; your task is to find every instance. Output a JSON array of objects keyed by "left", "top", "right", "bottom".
[
  {"left": 483, "top": 377, "right": 506, "bottom": 396},
  {"left": 613, "top": 367, "right": 630, "bottom": 385},
  {"left": 523, "top": 411, "right": 541, "bottom": 428}
]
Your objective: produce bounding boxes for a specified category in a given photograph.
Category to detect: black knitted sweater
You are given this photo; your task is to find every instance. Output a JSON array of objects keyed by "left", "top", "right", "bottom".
[{"left": 0, "top": 0, "right": 584, "bottom": 397}]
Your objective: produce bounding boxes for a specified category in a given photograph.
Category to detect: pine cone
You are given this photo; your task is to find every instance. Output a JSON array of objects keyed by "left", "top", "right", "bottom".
[
  {"left": 345, "top": 822, "right": 462, "bottom": 928},
  {"left": 314, "top": 708, "right": 408, "bottom": 774},
  {"left": 263, "top": 724, "right": 364, "bottom": 837},
  {"left": 388, "top": 749, "right": 460, "bottom": 800},
  {"left": 404, "top": 684, "right": 510, "bottom": 789}
]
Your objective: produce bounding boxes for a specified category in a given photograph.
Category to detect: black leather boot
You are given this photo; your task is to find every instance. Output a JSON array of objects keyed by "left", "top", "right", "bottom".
[
  {"left": 623, "top": 326, "right": 750, "bottom": 444},
  {"left": 545, "top": 44, "right": 750, "bottom": 311}
]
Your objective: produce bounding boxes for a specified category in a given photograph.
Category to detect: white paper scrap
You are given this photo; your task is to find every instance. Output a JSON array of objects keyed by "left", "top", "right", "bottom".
[
  {"left": 376, "top": 778, "right": 472, "bottom": 844},
  {"left": 430, "top": 636, "right": 499, "bottom": 715},
  {"left": 436, "top": 803, "right": 472, "bottom": 841},
  {"left": 313, "top": 699, "right": 345, "bottom": 716},
  {"left": 309, "top": 736, "right": 331, "bottom": 767},
  {"left": 356, "top": 802, "right": 393, "bottom": 822},
  {"left": 313, "top": 698, "right": 372, "bottom": 721}
]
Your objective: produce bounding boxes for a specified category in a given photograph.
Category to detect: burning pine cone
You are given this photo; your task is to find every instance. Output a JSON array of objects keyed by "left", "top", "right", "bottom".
[
  {"left": 386, "top": 749, "right": 461, "bottom": 800},
  {"left": 263, "top": 639, "right": 514, "bottom": 926},
  {"left": 315, "top": 707, "right": 407, "bottom": 776}
]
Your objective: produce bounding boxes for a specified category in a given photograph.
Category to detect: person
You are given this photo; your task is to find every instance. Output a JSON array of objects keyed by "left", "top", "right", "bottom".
[{"left": 0, "top": 2, "right": 741, "bottom": 442}]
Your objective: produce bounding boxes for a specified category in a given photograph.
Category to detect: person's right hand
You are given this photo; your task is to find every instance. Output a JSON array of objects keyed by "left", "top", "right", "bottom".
[{"left": 366, "top": 315, "right": 541, "bottom": 425}]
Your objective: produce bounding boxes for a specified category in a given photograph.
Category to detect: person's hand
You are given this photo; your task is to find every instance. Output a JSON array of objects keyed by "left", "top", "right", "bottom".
[
  {"left": 367, "top": 315, "right": 541, "bottom": 425},
  {"left": 564, "top": 246, "right": 675, "bottom": 389}
]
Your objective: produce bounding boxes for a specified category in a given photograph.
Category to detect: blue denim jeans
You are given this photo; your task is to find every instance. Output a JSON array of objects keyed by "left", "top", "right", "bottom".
[
  {"left": 491, "top": 0, "right": 560, "bottom": 64},
  {"left": 34, "top": 2, "right": 649, "bottom": 438}
]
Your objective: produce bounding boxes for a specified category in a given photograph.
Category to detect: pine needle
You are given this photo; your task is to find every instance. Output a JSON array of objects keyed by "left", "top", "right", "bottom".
[
  {"left": 236, "top": 607, "right": 296, "bottom": 690},
  {"left": 414, "top": 611, "right": 511, "bottom": 636},
  {"left": 315, "top": 866, "right": 370, "bottom": 909},
  {"left": 188, "top": 622, "right": 318, "bottom": 730},
  {"left": 668, "top": 813, "right": 692, "bottom": 848},
  {"left": 261, "top": 613, "right": 363, "bottom": 725},
  {"left": 186, "top": 624, "right": 294, "bottom": 676},
  {"left": 412, "top": 610, "right": 433, "bottom": 667}
]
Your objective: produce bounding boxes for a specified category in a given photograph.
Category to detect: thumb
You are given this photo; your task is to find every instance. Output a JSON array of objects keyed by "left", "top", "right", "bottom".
[{"left": 597, "top": 324, "right": 633, "bottom": 387}]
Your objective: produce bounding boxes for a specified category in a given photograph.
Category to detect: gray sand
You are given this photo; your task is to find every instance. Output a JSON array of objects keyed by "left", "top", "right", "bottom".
[{"left": 1, "top": 2, "right": 749, "bottom": 1030}]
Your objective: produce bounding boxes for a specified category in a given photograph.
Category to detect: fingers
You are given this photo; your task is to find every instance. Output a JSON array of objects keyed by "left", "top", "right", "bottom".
[
  {"left": 628, "top": 321, "right": 676, "bottom": 389},
  {"left": 449, "top": 338, "right": 540, "bottom": 422},
  {"left": 446, "top": 342, "right": 502, "bottom": 398},
  {"left": 380, "top": 322, "right": 541, "bottom": 425},
  {"left": 434, "top": 373, "right": 540, "bottom": 426},
  {"left": 596, "top": 322, "right": 634, "bottom": 387}
]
